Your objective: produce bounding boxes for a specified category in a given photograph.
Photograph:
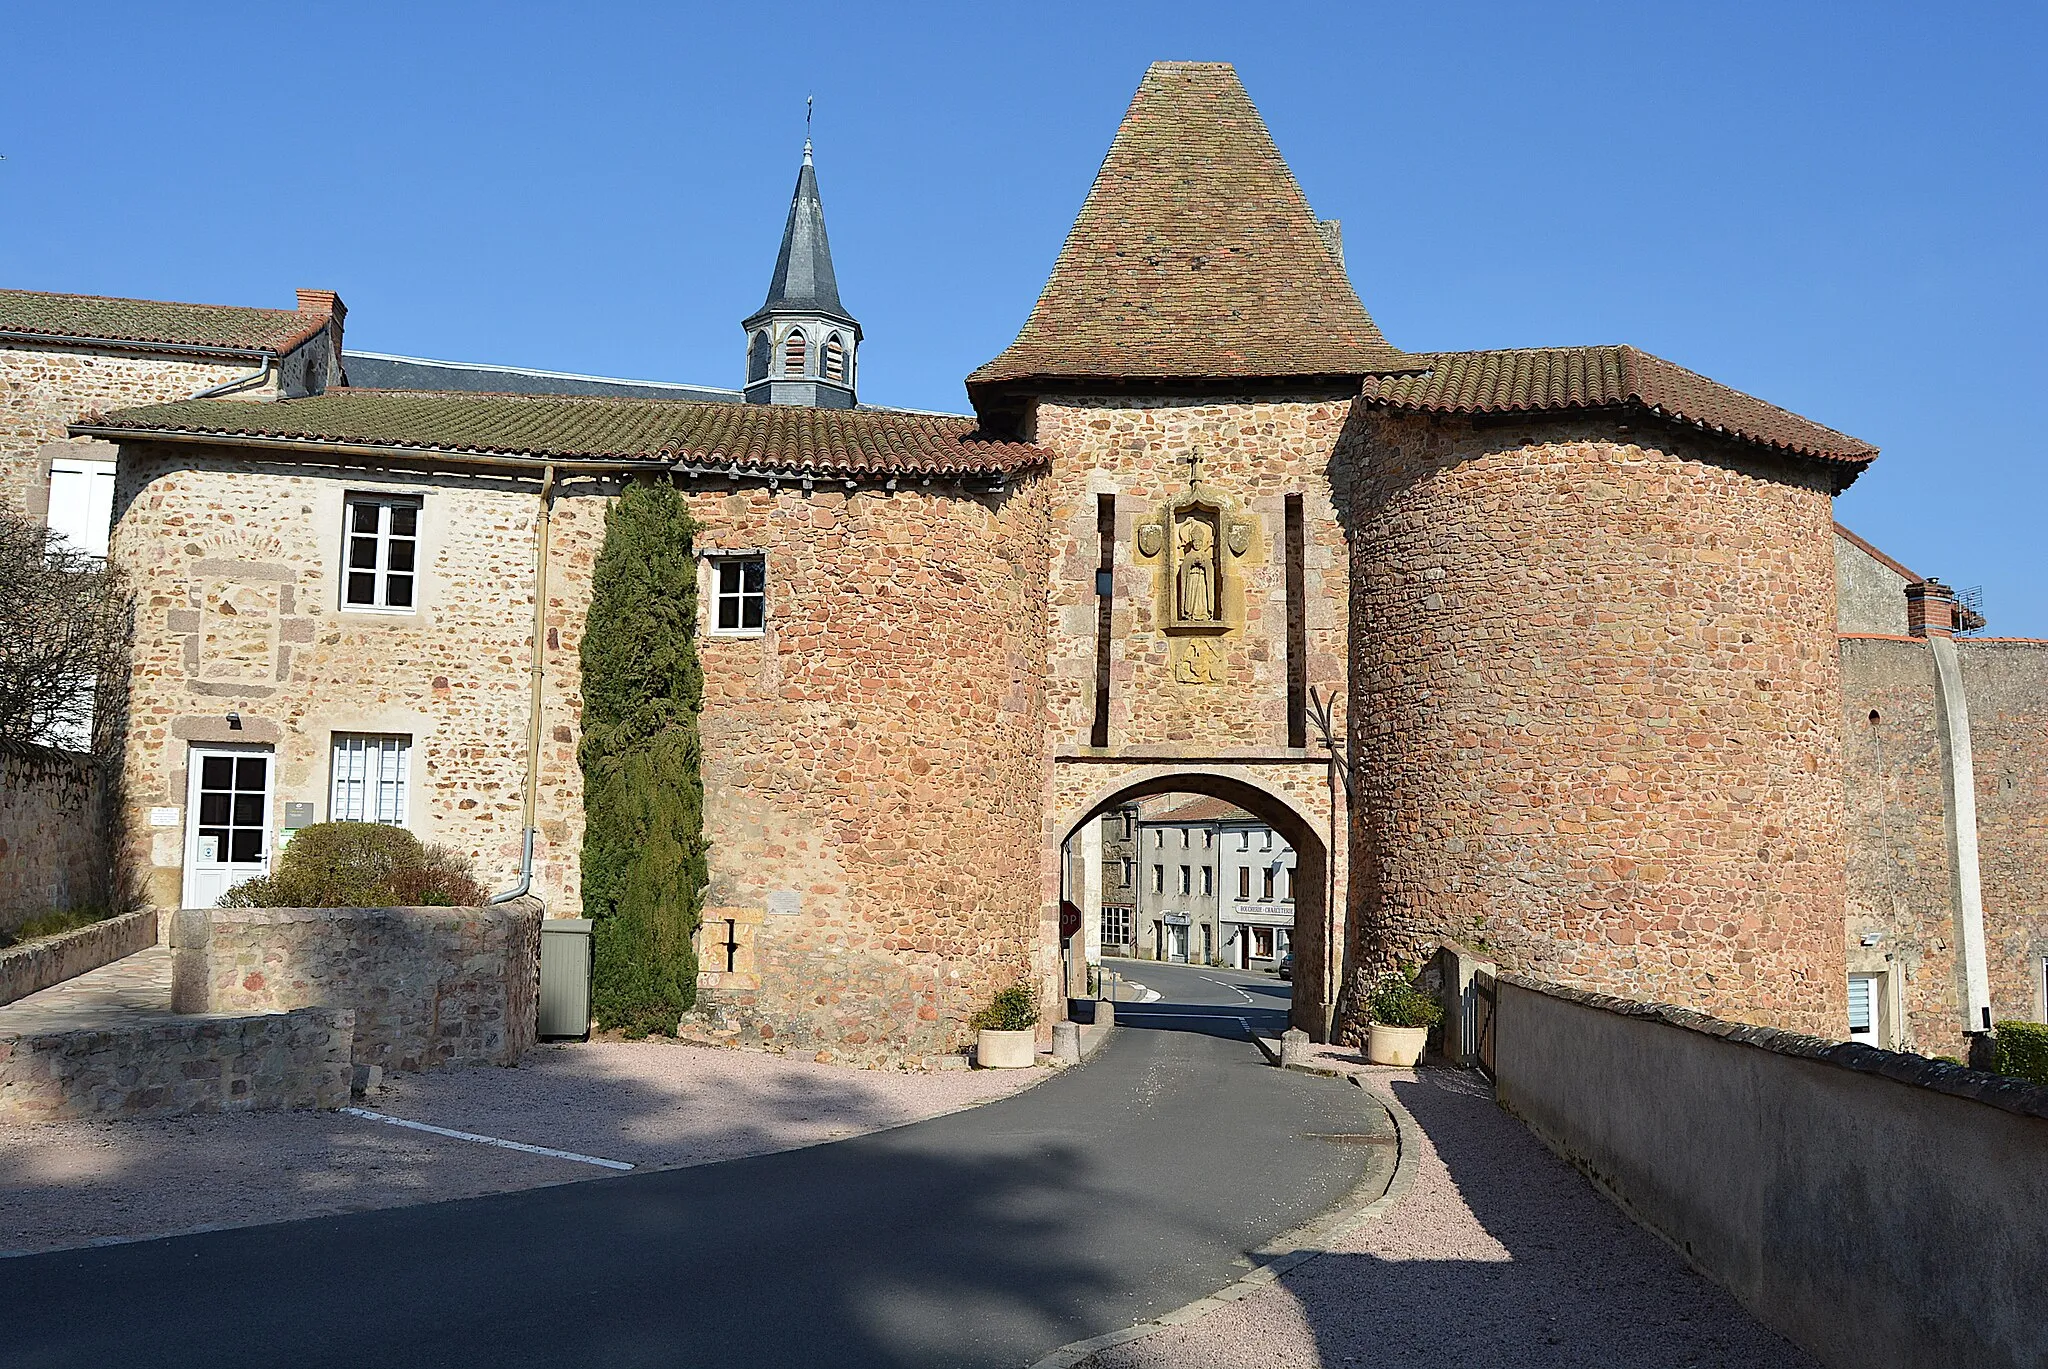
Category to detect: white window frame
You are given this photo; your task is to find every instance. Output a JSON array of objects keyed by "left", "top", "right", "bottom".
[
  {"left": 341, "top": 494, "right": 422, "bottom": 613},
  {"left": 330, "top": 733, "right": 412, "bottom": 826},
  {"left": 1848, "top": 973, "right": 1882, "bottom": 1045},
  {"left": 47, "top": 455, "right": 117, "bottom": 558},
  {"left": 707, "top": 554, "right": 767, "bottom": 636}
]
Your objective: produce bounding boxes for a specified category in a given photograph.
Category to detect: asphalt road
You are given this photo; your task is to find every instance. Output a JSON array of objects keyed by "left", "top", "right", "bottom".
[{"left": 2, "top": 965, "right": 1386, "bottom": 1369}]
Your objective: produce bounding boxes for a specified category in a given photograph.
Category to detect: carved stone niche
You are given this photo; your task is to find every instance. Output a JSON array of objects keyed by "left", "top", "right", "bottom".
[{"left": 1164, "top": 494, "right": 1226, "bottom": 633}]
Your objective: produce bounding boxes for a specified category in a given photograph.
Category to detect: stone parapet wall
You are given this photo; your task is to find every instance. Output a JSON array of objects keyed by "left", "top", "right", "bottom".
[
  {"left": 0, "top": 1005, "right": 352, "bottom": 1122},
  {"left": 1349, "top": 412, "right": 1848, "bottom": 1037},
  {"left": 170, "top": 900, "right": 540, "bottom": 1070},
  {"left": 1494, "top": 974, "right": 2048, "bottom": 1369},
  {"left": 0, "top": 738, "right": 104, "bottom": 934},
  {"left": 0, "top": 909, "right": 157, "bottom": 1007}
]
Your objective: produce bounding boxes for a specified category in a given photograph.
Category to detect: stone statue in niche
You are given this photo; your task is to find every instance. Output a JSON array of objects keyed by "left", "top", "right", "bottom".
[{"left": 1175, "top": 512, "right": 1220, "bottom": 623}]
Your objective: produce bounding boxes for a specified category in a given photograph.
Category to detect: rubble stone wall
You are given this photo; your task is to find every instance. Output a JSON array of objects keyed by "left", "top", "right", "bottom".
[
  {"left": 0, "top": 739, "right": 103, "bottom": 934},
  {"left": 170, "top": 900, "right": 540, "bottom": 1070},
  {"left": 1348, "top": 411, "right": 1848, "bottom": 1037}
]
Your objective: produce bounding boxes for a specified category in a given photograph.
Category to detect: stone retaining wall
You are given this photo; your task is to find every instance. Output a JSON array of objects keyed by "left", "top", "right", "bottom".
[
  {"left": 1493, "top": 975, "right": 2048, "bottom": 1369},
  {"left": 0, "top": 738, "right": 103, "bottom": 936},
  {"left": 0, "top": 909, "right": 157, "bottom": 1007},
  {"left": 170, "top": 900, "right": 540, "bottom": 1070},
  {"left": 0, "top": 1005, "right": 352, "bottom": 1121}
]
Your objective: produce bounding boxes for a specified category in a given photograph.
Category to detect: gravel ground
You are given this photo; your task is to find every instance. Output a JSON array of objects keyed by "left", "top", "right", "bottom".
[
  {"left": 0, "top": 1040, "right": 1036, "bottom": 1257},
  {"left": 1088, "top": 1058, "right": 1818, "bottom": 1369}
]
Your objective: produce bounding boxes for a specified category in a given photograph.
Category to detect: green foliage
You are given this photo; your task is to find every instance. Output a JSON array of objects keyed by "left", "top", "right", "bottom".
[
  {"left": 580, "top": 480, "right": 706, "bottom": 1038},
  {"left": 220, "top": 821, "right": 486, "bottom": 908},
  {"left": 1993, "top": 1021, "right": 2048, "bottom": 1087},
  {"left": 1370, "top": 974, "right": 1445, "bottom": 1029},
  {"left": 969, "top": 985, "right": 1039, "bottom": 1033},
  {"left": 0, "top": 905, "right": 114, "bottom": 950},
  {"left": 1932, "top": 1055, "right": 1965, "bottom": 1067}
]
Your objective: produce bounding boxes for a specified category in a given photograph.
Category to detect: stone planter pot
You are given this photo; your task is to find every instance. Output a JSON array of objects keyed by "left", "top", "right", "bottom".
[
  {"left": 976, "top": 1028, "right": 1037, "bottom": 1069},
  {"left": 1366, "top": 1022, "right": 1430, "bottom": 1067}
]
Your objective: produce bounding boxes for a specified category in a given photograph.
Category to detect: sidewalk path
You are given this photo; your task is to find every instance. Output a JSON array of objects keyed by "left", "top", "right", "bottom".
[{"left": 1088, "top": 1061, "right": 1817, "bottom": 1369}]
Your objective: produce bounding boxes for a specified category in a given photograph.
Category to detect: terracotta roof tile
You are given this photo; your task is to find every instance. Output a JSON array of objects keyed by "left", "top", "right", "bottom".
[
  {"left": 970, "top": 63, "right": 1415, "bottom": 395},
  {"left": 0, "top": 288, "right": 330, "bottom": 355},
  {"left": 1151, "top": 797, "right": 1258, "bottom": 825},
  {"left": 1360, "top": 345, "right": 1877, "bottom": 466},
  {"left": 76, "top": 389, "right": 1048, "bottom": 477}
]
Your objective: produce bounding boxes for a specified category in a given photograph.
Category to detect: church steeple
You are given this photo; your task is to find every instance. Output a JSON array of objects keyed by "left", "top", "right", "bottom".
[{"left": 743, "top": 128, "right": 861, "bottom": 408}]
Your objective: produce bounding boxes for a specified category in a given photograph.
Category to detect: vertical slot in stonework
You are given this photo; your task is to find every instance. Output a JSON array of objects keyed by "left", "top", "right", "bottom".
[
  {"left": 1285, "top": 493, "right": 1306, "bottom": 749},
  {"left": 1092, "top": 494, "right": 1115, "bottom": 748}
]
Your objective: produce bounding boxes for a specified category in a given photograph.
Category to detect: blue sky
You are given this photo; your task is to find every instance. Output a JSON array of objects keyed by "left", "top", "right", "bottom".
[{"left": 7, "top": 3, "right": 2043, "bottom": 631}]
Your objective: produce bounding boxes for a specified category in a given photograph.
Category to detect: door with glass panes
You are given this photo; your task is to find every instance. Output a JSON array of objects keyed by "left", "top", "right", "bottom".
[{"left": 183, "top": 746, "right": 274, "bottom": 907}]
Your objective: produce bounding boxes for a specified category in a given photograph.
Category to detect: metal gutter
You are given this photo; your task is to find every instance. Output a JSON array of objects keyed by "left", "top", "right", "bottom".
[{"left": 490, "top": 463, "right": 558, "bottom": 907}]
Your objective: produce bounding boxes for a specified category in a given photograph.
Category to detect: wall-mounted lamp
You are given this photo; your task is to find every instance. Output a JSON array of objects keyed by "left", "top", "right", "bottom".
[
  {"left": 225, "top": 711, "right": 243, "bottom": 731},
  {"left": 1860, "top": 933, "right": 1882, "bottom": 947}
]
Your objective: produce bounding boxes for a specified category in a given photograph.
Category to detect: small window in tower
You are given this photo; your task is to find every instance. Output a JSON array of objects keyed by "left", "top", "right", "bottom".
[
  {"left": 822, "top": 334, "right": 846, "bottom": 383},
  {"left": 783, "top": 330, "right": 808, "bottom": 376}
]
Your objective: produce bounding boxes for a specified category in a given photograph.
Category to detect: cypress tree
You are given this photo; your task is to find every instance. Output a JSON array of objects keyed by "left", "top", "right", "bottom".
[{"left": 579, "top": 479, "right": 706, "bottom": 1036}]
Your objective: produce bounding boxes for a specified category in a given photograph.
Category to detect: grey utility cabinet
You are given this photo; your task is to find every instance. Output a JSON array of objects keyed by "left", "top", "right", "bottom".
[{"left": 538, "top": 917, "right": 594, "bottom": 1039}]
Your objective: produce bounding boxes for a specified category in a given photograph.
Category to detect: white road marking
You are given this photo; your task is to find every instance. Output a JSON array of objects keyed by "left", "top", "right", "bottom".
[
  {"left": 1198, "top": 975, "right": 1256, "bottom": 1005},
  {"left": 341, "top": 1107, "right": 634, "bottom": 1171}
]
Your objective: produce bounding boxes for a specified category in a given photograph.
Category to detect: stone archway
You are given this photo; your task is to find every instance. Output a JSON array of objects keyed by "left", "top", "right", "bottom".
[{"left": 1048, "top": 766, "right": 1340, "bottom": 1040}]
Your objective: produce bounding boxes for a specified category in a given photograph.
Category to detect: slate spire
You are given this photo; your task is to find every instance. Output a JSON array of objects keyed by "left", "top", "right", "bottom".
[{"left": 743, "top": 128, "right": 861, "bottom": 408}]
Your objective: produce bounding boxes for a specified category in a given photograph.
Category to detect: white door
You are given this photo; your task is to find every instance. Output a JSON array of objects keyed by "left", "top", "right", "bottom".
[
  {"left": 1168, "top": 924, "right": 1190, "bottom": 963},
  {"left": 183, "top": 746, "right": 274, "bottom": 908},
  {"left": 1847, "top": 973, "right": 1882, "bottom": 1045}
]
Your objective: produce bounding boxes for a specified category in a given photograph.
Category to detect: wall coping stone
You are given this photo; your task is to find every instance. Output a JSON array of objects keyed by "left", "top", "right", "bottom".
[
  {"left": 1499, "top": 973, "right": 2048, "bottom": 1121},
  {"left": 0, "top": 909, "right": 158, "bottom": 1007}
]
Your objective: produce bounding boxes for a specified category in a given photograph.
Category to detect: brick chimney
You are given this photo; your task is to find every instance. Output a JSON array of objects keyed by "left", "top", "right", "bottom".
[
  {"left": 1906, "top": 579, "right": 1959, "bottom": 638},
  {"left": 295, "top": 288, "right": 346, "bottom": 330}
]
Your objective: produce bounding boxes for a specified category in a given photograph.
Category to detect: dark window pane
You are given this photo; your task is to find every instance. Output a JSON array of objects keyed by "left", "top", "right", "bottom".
[
  {"left": 386, "top": 575, "right": 413, "bottom": 608},
  {"left": 386, "top": 540, "right": 415, "bottom": 573},
  {"left": 229, "top": 829, "right": 263, "bottom": 863},
  {"left": 717, "top": 597, "right": 739, "bottom": 630},
  {"left": 235, "top": 757, "right": 266, "bottom": 788},
  {"left": 201, "top": 756, "right": 234, "bottom": 789},
  {"left": 349, "top": 537, "right": 379, "bottom": 569},
  {"left": 199, "top": 792, "right": 230, "bottom": 825},
  {"left": 352, "top": 502, "right": 379, "bottom": 533},
  {"left": 741, "top": 558, "right": 765, "bottom": 592},
  {"left": 741, "top": 597, "right": 764, "bottom": 629},
  {"left": 390, "top": 504, "right": 417, "bottom": 537},
  {"left": 232, "top": 792, "right": 264, "bottom": 825},
  {"left": 718, "top": 561, "right": 741, "bottom": 594},
  {"left": 347, "top": 572, "right": 376, "bottom": 605}
]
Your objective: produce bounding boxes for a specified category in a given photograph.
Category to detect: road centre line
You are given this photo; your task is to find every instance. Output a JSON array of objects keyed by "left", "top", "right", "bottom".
[
  {"left": 1198, "top": 975, "right": 1256, "bottom": 1004},
  {"left": 342, "top": 1108, "right": 635, "bottom": 1171}
]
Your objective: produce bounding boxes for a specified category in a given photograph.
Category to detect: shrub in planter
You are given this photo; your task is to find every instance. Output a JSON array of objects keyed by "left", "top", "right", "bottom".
[
  {"left": 970, "top": 985, "right": 1040, "bottom": 1033},
  {"left": 1993, "top": 1021, "right": 2048, "bottom": 1087},
  {"left": 220, "top": 821, "right": 486, "bottom": 908},
  {"left": 1369, "top": 976, "right": 1445, "bottom": 1030}
]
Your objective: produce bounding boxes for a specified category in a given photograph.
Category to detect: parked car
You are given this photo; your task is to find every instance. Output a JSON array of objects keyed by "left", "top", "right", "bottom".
[{"left": 1278, "top": 952, "right": 1293, "bottom": 981}]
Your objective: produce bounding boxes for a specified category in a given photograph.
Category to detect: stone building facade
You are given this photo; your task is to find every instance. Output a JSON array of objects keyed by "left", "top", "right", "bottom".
[{"left": 23, "top": 61, "right": 2045, "bottom": 1065}]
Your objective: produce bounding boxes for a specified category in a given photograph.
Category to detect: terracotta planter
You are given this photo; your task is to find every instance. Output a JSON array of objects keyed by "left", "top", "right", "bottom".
[
  {"left": 976, "top": 1028, "right": 1037, "bottom": 1069},
  {"left": 1366, "top": 1022, "right": 1430, "bottom": 1067}
]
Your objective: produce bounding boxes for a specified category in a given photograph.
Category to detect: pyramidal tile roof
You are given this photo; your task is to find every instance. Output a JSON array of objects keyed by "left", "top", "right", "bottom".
[
  {"left": 969, "top": 62, "right": 1415, "bottom": 395},
  {"left": 1360, "top": 345, "right": 1878, "bottom": 467},
  {"left": 75, "top": 389, "right": 1047, "bottom": 477},
  {"left": 0, "top": 288, "right": 333, "bottom": 356}
]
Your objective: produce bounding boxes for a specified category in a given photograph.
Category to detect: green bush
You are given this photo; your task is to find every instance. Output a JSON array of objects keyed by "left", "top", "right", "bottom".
[
  {"left": 580, "top": 480, "right": 707, "bottom": 1038},
  {"left": 969, "top": 985, "right": 1039, "bottom": 1033},
  {"left": 1370, "top": 974, "right": 1445, "bottom": 1029},
  {"left": 1993, "top": 1021, "right": 2048, "bottom": 1087},
  {"left": 0, "top": 906, "right": 114, "bottom": 950},
  {"left": 220, "top": 822, "right": 486, "bottom": 908}
]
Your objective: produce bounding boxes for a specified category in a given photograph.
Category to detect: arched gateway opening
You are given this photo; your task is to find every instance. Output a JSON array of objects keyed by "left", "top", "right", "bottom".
[{"left": 1052, "top": 771, "right": 1335, "bottom": 1042}]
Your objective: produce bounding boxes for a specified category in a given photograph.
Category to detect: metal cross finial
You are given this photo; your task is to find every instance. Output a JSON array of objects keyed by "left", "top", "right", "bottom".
[{"left": 803, "top": 96, "right": 815, "bottom": 163}]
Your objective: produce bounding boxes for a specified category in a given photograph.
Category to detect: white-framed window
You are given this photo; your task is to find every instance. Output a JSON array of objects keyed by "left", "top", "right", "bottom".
[
  {"left": 1178, "top": 865, "right": 1191, "bottom": 895},
  {"left": 331, "top": 733, "right": 411, "bottom": 825},
  {"left": 1201, "top": 866, "right": 1213, "bottom": 896},
  {"left": 1103, "top": 906, "right": 1132, "bottom": 947},
  {"left": 1153, "top": 830, "right": 1163, "bottom": 849},
  {"left": 1262, "top": 867, "right": 1276, "bottom": 901},
  {"left": 1151, "top": 864, "right": 1163, "bottom": 893},
  {"left": 47, "top": 456, "right": 117, "bottom": 558},
  {"left": 1238, "top": 867, "right": 1251, "bottom": 899},
  {"left": 342, "top": 495, "right": 420, "bottom": 611},
  {"left": 1239, "top": 831, "right": 1250, "bottom": 851},
  {"left": 1283, "top": 868, "right": 1294, "bottom": 902},
  {"left": 1262, "top": 831, "right": 1274, "bottom": 851},
  {"left": 1120, "top": 858, "right": 1134, "bottom": 886},
  {"left": 710, "top": 555, "right": 767, "bottom": 633},
  {"left": 1848, "top": 973, "right": 1882, "bottom": 1045},
  {"left": 1181, "top": 829, "right": 1191, "bottom": 849}
]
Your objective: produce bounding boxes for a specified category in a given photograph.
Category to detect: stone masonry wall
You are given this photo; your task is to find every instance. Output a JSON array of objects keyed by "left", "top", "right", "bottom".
[
  {"left": 1842, "top": 635, "right": 2048, "bottom": 1055},
  {"left": 1349, "top": 411, "right": 1848, "bottom": 1037},
  {"left": 170, "top": 900, "right": 540, "bottom": 1070},
  {"left": 669, "top": 477, "right": 1051, "bottom": 1068},
  {"left": 1, "top": 343, "right": 280, "bottom": 520},
  {"left": 0, "top": 739, "right": 103, "bottom": 934}
]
